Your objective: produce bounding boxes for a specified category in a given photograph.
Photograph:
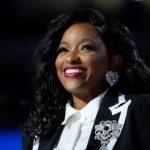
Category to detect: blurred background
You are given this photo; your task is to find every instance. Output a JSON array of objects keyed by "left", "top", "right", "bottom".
[{"left": 0, "top": 0, "right": 150, "bottom": 125}]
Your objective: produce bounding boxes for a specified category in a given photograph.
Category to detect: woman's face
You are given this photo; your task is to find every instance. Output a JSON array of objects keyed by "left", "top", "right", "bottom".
[{"left": 55, "top": 23, "right": 109, "bottom": 99}]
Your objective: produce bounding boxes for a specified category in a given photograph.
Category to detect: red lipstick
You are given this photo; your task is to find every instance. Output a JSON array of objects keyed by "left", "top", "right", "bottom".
[{"left": 64, "top": 66, "right": 86, "bottom": 77}]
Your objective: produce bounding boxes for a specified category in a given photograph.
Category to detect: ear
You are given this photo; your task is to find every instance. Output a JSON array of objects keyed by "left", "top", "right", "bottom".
[{"left": 109, "top": 54, "right": 123, "bottom": 71}]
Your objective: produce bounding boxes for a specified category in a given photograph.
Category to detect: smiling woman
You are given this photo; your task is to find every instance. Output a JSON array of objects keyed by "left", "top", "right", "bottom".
[
  {"left": 23, "top": 8, "right": 150, "bottom": 150},
  {"left": 55, "top": 23, "right": 110, "bottom": 106}
]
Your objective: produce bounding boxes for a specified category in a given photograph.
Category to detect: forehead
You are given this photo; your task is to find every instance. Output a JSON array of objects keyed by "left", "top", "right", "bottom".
[{"left": 61, "top": 23, "right": 101, "bottom": 41}]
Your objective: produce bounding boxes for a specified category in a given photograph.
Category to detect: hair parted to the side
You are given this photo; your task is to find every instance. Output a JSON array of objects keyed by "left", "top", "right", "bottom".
[{"left": 24, "top": 8, "right": 150, "bottom": 139}]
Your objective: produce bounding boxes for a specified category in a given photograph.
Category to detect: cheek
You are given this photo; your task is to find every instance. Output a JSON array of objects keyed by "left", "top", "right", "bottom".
[
  {"left": 88, "top": 53, "right": 108, "bottom": 67},
  {"left": 98, "top": 55, "right": 108, "bottom": 67},
  {"left": 55, "top": 57, "right": 62, "bottom": 84},
  {"left": 88, "top": 54, "right": 109, "bottom": 75},
  {"left": 55, "top": 56, "right": 62, "bottom": 71},
  {"left": 92, "top": 58, "right": 108, "bottom": 88},
  {"left": 55, "top": 56, "right": 66, "bottom": 85}
]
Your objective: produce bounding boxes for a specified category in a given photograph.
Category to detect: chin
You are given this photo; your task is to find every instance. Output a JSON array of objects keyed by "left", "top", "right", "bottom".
[{"left": 64, "top": 87, "right": 81, "bottom": 95}]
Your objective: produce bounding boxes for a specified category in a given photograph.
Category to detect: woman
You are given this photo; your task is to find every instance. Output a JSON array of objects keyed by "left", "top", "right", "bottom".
[{"left": 23, "top": 8, "right": 150, "bottom": 150}]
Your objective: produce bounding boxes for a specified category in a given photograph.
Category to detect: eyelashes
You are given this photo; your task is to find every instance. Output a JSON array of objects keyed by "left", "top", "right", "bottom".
[
  {"left": 57, "top": 47, "right": 69, "bottom": 53},
  {"left": 81, "top": 44, "right": 95, "bottom": 51},
  {"left": 57, "top": 44, "right": 96, "bottom": 54}
]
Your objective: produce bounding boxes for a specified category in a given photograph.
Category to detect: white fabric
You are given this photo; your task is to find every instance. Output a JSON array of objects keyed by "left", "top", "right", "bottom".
[
  {"left": 32, "top": 90, "right": 107, "bottom": 150},
  {"left": 54, "top": 90, "right": 107, "bottom": 150},
  {"left": 32, "top": 138, "right": 40, "bottom": 150},
  {"left": 107, "top": 95, "right": 131, "bottom": 150}
]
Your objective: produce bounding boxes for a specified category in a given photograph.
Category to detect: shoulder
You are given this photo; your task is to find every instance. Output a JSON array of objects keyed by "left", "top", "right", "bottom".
[
  {"left": 125, "top": 94, "right": 150, "bottom": 119},
  {"left": 125, "top": 93, "right": 150, "bottom": 105}
]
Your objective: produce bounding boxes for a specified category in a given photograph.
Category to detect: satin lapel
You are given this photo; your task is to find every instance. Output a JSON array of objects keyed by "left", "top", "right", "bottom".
[
  {"left": 38, "top": 125, "right": 64, "bottom": 150},
  {"left": 86, "top": 88, "right": 131, "bottom": 150},
  {"left": 23, "top": 133, "right": 34, "bottom": 150}
]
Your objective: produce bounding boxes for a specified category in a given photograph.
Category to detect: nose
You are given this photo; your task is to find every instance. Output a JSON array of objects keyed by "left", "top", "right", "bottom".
[{"left": 66, "top": 51, "right": 81, "bottom": 64}]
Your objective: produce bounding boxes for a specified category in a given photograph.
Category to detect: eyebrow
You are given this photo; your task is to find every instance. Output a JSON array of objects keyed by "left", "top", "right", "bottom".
[
  {"left": 60, "top": 39, "right": 96, "bottom": 46},
  {"left": 79, "top": 39, "right": 95, "bottom": 44},
  {"left": 59, "top": 41, "right": 69, "bottom": 46}
]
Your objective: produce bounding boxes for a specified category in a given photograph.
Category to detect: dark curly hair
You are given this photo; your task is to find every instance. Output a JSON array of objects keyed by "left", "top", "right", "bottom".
[{"left": 24, "top": 8, "right": 150, "bottom": 140}]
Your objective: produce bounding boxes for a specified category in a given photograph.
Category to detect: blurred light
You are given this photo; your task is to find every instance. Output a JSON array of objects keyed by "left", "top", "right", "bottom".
[
  {"left": 27, "top": 0, "right": 129, "bottom": 15},
  {"left": 27, "top": 0, "right": 78, "bottom": 14},
  {"left": 143, "top": 0, "right": 150, "bottom": 6},
  {"left": 0, "top": 128, "right": 22, "bottom": 150},
  {"left": 132, "top": 0, "right": 143, "bottom": 1},
  {"left": 92, "top": 0, "right": 127, "bottom": 12}
]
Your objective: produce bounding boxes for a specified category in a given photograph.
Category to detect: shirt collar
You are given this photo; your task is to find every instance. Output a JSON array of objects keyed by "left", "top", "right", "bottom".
[{"left": 61, "top": 89, "right": 108, "bottom": 125}]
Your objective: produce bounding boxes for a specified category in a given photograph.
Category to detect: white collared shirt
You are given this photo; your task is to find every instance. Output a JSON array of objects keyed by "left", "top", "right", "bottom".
[{"left": 53, "top": 90, "right": 107, "bottom": 150}]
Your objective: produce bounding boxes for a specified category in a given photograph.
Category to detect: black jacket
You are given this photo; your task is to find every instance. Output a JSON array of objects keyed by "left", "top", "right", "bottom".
[{"left": 23, "top": 89, "right": 150, "bottom": 150}]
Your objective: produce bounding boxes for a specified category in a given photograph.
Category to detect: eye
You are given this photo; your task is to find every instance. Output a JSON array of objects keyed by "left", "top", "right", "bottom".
[
  {"left": 57, "top": 47, "right": 69, "bottom": 54},
  {"left": 81, "top": 44, "right": 95, "bottom": 51}
]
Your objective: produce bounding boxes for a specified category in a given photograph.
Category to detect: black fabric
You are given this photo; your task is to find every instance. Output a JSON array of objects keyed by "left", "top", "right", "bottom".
[
  {"left": 23, "top": 88, "right": 150, "bottom": 150},
  {"left": 23, "top": 132, "right": 34, "bottom": 150},
  {"left": 38, "top": 126, "right": 64, "bottom": 150}
]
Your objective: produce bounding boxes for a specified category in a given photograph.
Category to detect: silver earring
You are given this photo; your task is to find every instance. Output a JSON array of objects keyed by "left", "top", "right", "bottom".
[{"left": 106, "top": 71, "right": 119, "bottom": 87}]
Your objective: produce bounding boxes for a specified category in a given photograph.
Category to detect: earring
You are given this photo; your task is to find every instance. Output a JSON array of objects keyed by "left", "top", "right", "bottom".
[{"left": 106, "top": 71, "right": 119, "bottom": 87}]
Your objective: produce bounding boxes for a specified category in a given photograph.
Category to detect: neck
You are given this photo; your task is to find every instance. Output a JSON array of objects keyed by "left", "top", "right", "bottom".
[
  {"left": 71, "top": 97, "right": 88, "bottom": 110},
  {"left": 71, "top": 88, "right": 107, "bottom": 110}
]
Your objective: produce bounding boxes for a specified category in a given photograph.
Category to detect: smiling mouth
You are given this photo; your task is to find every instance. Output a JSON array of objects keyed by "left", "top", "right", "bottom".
[{"left": 64, "top": 68, "right": 85, "bottom": 77}]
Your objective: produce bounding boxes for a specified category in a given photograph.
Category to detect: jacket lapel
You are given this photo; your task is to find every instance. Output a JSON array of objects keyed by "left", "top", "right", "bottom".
[
  {"left": 86, "top": 88, "right": 131, "bottom": 150},
  {"left": 23, "top": 132, "right": 34, "bottom": 150},
  {"left": 38, "top": 125, "right": 64, "bottom": 150}
]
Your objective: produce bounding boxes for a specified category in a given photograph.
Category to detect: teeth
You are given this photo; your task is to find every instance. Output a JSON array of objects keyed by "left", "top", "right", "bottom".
[{"left": 65, "top": 69, "right": 82, "bottom": 73}]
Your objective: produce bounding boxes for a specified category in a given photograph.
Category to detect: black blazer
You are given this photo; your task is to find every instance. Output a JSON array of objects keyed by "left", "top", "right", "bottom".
[{"left": 23, "top": 89, "right": 150, "bottom": 150}]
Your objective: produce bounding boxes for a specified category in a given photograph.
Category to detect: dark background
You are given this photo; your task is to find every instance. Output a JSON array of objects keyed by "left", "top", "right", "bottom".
[{"left": 0, "top": 0, "right": 150, "bottom": 125}]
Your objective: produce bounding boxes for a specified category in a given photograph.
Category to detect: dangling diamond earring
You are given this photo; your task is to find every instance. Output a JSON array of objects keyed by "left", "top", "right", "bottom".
[{"left": 106, "top": 71, "right": 119, "bottom": 87}]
